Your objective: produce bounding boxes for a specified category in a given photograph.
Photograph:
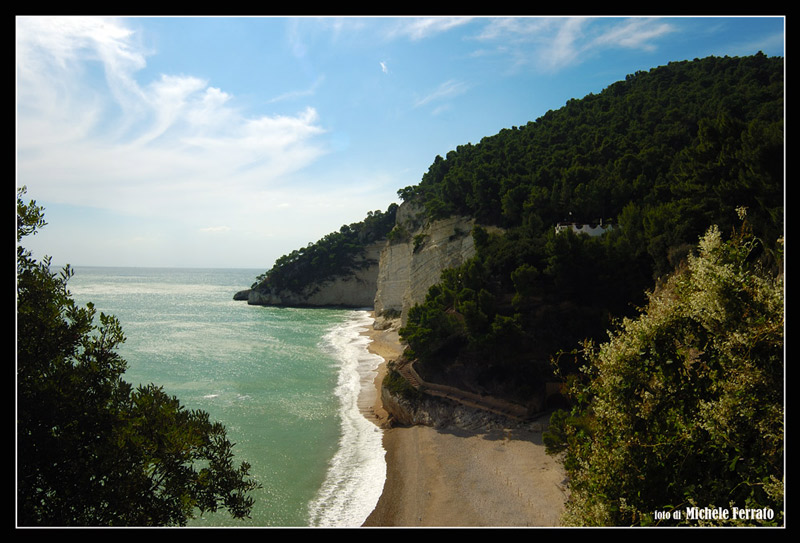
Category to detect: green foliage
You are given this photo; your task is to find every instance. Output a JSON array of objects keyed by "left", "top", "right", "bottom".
[
  {"left": 382, "top": 363, "right": 421, "bottom": 401},
  {"left": 545, "top": 219, "right": 784, "bottom": 526},
  {"left": 253, "top": 203, "right": 398, "bottom": 294},
  {"left": 17, "top": 188, "right": 260, "bottom": 526},
  {"left": 399, "top": 53, "right": 783, "bottom": 401},
  {"left": 400, "top": 53, "right": 782, "bottom": 261}
]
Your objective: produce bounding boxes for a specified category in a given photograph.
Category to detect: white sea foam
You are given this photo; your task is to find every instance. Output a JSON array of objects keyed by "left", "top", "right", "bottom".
[{"left": 306, "top": 311, "right": 386, "bottom": 527}]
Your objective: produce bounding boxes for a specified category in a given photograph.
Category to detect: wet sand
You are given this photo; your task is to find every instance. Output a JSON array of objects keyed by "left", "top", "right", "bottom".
[{"left": 360, "top": 318, "right": 568, "bottom": 527}]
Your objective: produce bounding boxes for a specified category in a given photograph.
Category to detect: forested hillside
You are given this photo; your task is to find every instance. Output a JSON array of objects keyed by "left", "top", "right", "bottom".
[
  {"left": 251, "top": 204, "right": 398, "bottom": 294},
  {"left": 544, "top": 217, "right": 783, "bottom": 526},
  {"left": 240, "top": 52, "right": 784, "bottom": 527},
  {"left": 397, "top": 53, "right": 783, "bottom": 404}
]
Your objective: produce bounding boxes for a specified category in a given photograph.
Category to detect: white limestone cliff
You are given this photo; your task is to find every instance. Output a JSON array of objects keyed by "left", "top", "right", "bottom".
[
  {"left": 236, "top": 241, "right": 384, "bottom": 307},
  {"left": 236, "top": 200, "right": 485, "bottom": 318},
  {"left": 373, "top": 204, "right": 478, "bottom": 325}
]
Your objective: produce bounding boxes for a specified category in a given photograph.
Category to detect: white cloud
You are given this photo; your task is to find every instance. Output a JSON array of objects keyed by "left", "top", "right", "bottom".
[
  {"left": 414, "top": 79, "right": 470, "bottom": 108},
  {"left": 16, "top": 16, "right": 329, "bottom": 224},
  {"left": 474, "top": 16, "right": 676, "bottom": 73},
  {"left": 539, "top": 17, "right": 588, "bottom": 71},
  {"left": 388, "top": 17, "right": 475, "bottom": 41},
  {"left": 199, "top": 225, "right": 232, "bottom": 233},
  {"left": 475, "top": 16, "right": 556, "bottom": 42},
  {"left": 592, "top": 18, "right": 675, "bottom": 51},
  {"left": 268, "top": 75, "right": 325, "bottom": 104}
]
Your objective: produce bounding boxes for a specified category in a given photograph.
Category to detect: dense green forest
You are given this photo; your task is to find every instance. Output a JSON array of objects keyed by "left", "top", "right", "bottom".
[
  {"left": 251, "top": 204, "right": 398, "bottom": 294},
  {"left": 544, "top": 217, "right": 783, "bottom": 526},
  {"left": 240, "top": 53, "right": 783, "bottom": 526},
  {"left": 397, "top": 53, "right": 783, "bottom": 404}
]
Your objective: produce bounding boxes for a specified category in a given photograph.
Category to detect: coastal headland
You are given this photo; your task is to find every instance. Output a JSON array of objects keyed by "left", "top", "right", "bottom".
[{"left": 359, "top": 314, "right": 568, "bottom": 527}]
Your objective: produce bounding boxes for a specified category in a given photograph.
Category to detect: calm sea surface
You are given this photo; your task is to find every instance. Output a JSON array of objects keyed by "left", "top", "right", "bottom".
[{"left": 67, "top": 266, "right": 386, "bottom": 527}]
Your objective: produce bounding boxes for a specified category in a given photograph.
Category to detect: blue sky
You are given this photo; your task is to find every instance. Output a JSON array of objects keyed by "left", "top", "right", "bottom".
[{"left": 16, "top": 16, "right": 785, "bottom": 270}]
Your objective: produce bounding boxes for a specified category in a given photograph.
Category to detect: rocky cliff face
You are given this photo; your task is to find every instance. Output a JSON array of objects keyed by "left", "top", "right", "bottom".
[
  {"left": 373, "top": 201, "right": 478, "bottom": 324},
  {"left": 380, "top": 386, "right": 550, "bottom": 432},
  {"left": 235, "top": 241, "right": 384, "bottom": 307},
  {"left": 236, "top": 201, "right": 482, "bottom": 315}
]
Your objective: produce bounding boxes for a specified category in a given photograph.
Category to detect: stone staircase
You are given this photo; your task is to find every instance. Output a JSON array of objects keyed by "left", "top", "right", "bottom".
[{"left": 396, "top": 359, "right": 536, "bottom": 423}]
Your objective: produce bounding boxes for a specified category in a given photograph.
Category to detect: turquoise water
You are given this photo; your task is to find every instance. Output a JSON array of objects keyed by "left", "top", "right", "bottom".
[{"left": 66, "top": 267, "right": 386, "bottom": 527}]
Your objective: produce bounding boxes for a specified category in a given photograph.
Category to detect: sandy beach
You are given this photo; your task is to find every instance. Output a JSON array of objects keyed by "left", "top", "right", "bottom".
[{"left": 360, "top": 317, "right": 568, "bottom": 528}]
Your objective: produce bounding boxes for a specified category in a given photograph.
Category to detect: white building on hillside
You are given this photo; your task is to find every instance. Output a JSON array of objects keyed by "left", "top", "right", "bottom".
[{"left": 555, "top": 221, "right": 613, "bottom": 237}]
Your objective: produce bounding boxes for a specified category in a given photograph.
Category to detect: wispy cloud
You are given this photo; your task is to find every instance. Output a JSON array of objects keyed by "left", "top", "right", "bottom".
[
  {"left": 388, "top": 17, "right": 475, "bottom": 41},
  {"left": 414, "top": 79, "right": 471, "bottom": 108},
  {"left": 268, "top": 75, "right": 325, "bottom": 104},
  {"left": 199, "top": 225, "right": 232, "bottom": 233},
  {"left": 16, "top": 16, "right": 328, "bottom": 223},
  {"left": 475, "top": 16, "right": 677, "bottom": 72},
  {"left": 592, "top": 18, "right": 676, "bottom": 51}
]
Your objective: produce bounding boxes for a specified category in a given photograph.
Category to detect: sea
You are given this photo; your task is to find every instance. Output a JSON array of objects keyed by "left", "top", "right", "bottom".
[{"left": 66, "top": 266, "right": 387, "bottom": 527}]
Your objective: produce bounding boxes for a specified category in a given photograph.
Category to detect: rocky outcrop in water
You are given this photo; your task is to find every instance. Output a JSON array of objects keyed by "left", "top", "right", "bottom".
[
  {"left": 236, "top": 200, "right": 483, "bottom": 318},
  {"left": 234, "top": 241, "right": 383, "bottom": 307}
]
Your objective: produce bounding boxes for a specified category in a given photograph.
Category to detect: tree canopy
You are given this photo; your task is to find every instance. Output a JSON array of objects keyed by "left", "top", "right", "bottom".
[
  {"left": 252, "top": 203, "right": 398, "bottom": 294},
  {"left": 398, "top": 53, "right": 783, "bottom": 403},
  {"left": 544, "top": 214, "right": 784, "bottom": 526},
  {"left": 16, "top": 188, "right": 260, "bottom": 526}
]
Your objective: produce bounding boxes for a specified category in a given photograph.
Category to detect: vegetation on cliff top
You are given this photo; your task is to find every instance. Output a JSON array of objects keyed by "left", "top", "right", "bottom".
[
  {"left": 397, "top": 53, "right": 783, "bottom": 405},
  {"left": 251, "top": 203, "right": 398, "bottom": 294},
  {"left": 395, "top": 52, "right": 783, "bottom": 527},
  {"left": 238, "top": 53, "right": 783, "bottom": 526}
]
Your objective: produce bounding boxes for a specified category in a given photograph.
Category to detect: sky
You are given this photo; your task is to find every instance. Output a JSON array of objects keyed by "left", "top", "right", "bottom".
[{"left": 16, "top": 16, "right": 785, "bottom": 271}]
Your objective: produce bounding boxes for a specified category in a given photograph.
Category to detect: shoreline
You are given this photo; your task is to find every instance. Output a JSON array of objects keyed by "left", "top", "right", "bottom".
[{"left": 359, "top": 313, "right": 568, "bottom": 527}]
